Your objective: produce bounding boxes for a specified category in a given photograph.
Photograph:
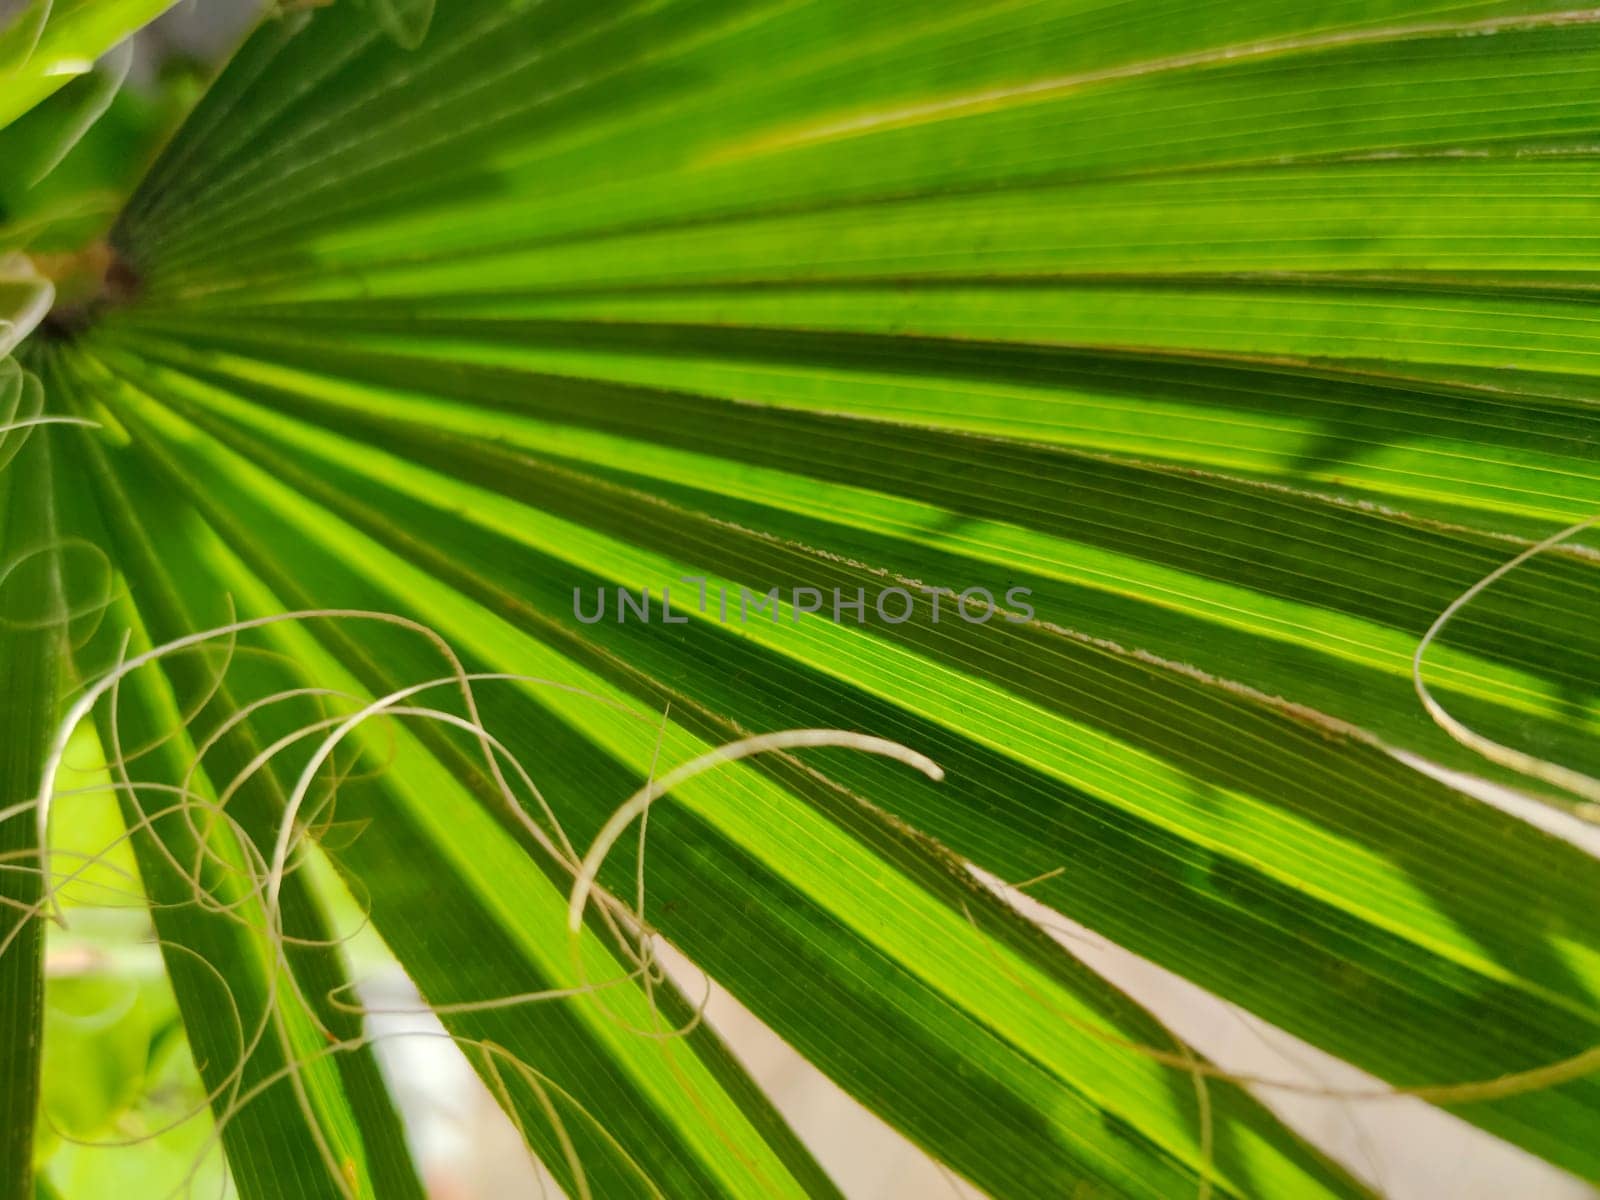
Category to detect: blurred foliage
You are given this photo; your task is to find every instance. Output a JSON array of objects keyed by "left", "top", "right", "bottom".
[
  {"left": 0, "top": 56, "right": 204, "bottom": 255},
  {"left": 31, "top": 728, "right": 229, "bottom": 1199}
]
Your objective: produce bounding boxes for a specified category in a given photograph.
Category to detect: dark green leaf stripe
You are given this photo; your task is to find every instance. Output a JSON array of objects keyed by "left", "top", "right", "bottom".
[{"left": 0, "top": 411, "right": 64, "bottom": 1200}]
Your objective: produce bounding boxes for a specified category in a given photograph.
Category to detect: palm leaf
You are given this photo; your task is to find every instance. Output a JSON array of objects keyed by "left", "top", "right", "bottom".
[
  {"left": 58, "top": 341, "right": 1364, "bottom": 1197},
  {"left": 0, "top": 0, "right": 180, "bottom": 132},
  {"left": 40, "top": 358, "right": 427, "bottom": 1200},
  {"left": 6, "top": 0, "right": 1600, "bottom": 1196}
]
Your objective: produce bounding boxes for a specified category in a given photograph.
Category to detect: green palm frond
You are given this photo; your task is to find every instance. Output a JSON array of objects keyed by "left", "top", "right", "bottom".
[{"left": 4, "top": 2, "right": 1600, "bottom": 1198}]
